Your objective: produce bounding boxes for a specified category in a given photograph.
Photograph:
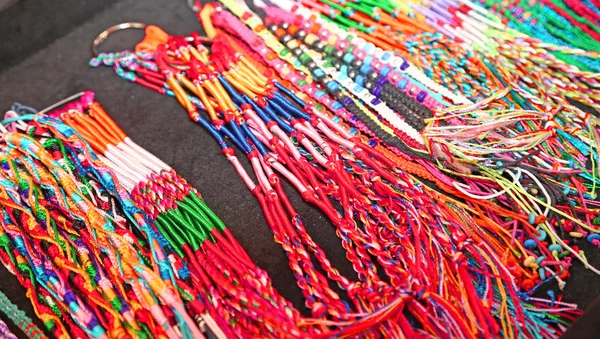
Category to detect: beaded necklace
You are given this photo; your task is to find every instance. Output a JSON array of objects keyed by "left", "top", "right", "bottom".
[{"left": 90, "top": 16, "right": 580, "bottom": 338}]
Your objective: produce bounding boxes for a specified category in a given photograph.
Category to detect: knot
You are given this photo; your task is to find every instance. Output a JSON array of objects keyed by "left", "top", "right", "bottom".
[
  {"left": 268, "top": 173, "right": 279, "bottom": 185},
  {"left": 254, "top": 96, "right": 267, "bottom": 108},
  {"left": 223, "top": 110, "right": 235, "bottom": 123},
  {"left": 413, "top": 286, "right": 427, "bottom": 300},
  {"left": 523, "top": 256, "right": 538, "bottom": 269},
  {"left": 221, "top": 147, "right": 235, "bottom": 157},
  {"left": 250, "top": 186, "right": 263, "bottom": 197},
  {"left": 543, "top": 120, "right": 557, "bottom": 133}
]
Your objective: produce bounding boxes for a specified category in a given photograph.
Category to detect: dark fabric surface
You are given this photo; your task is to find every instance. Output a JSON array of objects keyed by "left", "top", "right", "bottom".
[
  {"left": 0, "top": 0, "right": 119, "bottom": 69},
  {"left": 0, "top": 0, "right": 599, "bottom": 338},
  {"left": 562, "top": 297, "right": 600, "bottom": 339}
]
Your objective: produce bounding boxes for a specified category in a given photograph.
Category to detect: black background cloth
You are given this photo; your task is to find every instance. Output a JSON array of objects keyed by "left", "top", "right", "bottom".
[{"left": 0, "top": 0, "right": 598, "bottom": 338}]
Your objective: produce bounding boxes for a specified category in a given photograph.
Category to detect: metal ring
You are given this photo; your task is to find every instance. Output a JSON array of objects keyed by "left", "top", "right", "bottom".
[
  {"left": 39, "top": 92, "right": 86, "bottom": 114},
  {"left": 92, "top": 22, "right": 147, "bottom": 56}
]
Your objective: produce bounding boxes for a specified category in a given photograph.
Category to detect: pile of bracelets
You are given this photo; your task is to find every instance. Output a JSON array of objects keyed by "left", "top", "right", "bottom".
[
  {"left": 6, "top": 90, "right": 578, "bottom": 338},
  {"left": 293, "top": 0, "right": 600, "bottom": 107},
  {"left": 474, "top": 0, "right": 600, "bottom": 71},
  {"left": 0, "top": 94, "right": 281, "bottom": 338},
  {"left": 83, "top": 0, "right": 600, "bottom": 336},
  {"left": 52, "top": 92, "right": 304, "bottom": 338},
  {"left": 1, "top": 0, "right": 600, "bottom": 338},
  {"left": 0, "top": 98, "right": 208, "bottom": 339}
]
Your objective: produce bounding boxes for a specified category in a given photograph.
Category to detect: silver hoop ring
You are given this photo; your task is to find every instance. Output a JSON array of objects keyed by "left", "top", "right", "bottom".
[{"left": 92, "top": 22, "right": 147, "bottom": 56}]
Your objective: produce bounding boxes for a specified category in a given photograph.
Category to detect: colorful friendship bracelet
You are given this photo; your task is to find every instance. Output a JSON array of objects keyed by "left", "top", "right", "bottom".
[
  {"left": 0, "top": 317, "right": 18, "bottom": 339},
  {"left": 0, "top": 289, "right": 47, "bottom": 339}
]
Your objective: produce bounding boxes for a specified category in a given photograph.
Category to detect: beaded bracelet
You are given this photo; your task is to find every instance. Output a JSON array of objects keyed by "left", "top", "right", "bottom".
[
  {"left": 295, "top": 0, "right": 502, "bottom": 101},
  {"left": 273, "top": 0, "right": 475, "bottom": 105}
]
